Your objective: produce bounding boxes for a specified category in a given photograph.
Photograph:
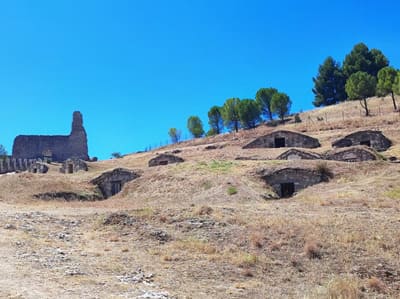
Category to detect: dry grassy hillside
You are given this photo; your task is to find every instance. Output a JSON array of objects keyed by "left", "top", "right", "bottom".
[{"left": 0, "top": 96, "right": 399, "bottom": 298}]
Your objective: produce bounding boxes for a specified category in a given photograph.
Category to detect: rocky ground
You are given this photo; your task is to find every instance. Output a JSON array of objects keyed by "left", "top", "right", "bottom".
[{"left": 0, "top": 97, "right": 399, "bottom": 298}]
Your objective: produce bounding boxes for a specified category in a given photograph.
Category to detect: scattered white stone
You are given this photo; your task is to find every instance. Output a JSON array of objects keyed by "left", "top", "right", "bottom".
[
  {"left": 4, "top": 223, "right": 16, "bottom": 229},
  {"left": 117, "top": 268, "right": 154, "bottom": 285},
  {"left": 137, "top": 290, "right": 170, "bottom": 299}
]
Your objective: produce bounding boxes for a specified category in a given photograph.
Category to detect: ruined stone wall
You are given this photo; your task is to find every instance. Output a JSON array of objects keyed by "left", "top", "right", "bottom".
[
  {"left": 12, "top": 111, "right": 89, "bottom": 162},
  {"left": 0, "top": 157, "right": 38, "bottom": 174}
]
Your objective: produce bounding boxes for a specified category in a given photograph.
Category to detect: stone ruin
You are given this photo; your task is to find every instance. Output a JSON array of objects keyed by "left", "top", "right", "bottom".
[
  {"left": 276, "top": 149, "right": 322, "bottom": 160},
  {"left": 0, "top": 157, "right": 41, "bottom": 174},
  {"left": 28, "top": 161, "right": 49, "bottom": 174},
  {"left": 332, "top": 130, "right": 391, "bottom": 152},
  {"left": 148, "top": 154, "right": 184, "bottom": 167},
  {"left": 12, "top": 111, "right": 89, "bottom": 162},
  {"left": 91, "top": 168, "right": 141, "bottom": 199},
  {"left": 325, "top": 146, "right": 378, "bottom": 162},
  {"left": 259, "top": 167, "right": 327, "bottom": 198},
  {"left": 60, "top": 158, "right": 88, "bottom": 174},
  {"left": 243, "top": 130, "right": 320, "bottom": 149}
]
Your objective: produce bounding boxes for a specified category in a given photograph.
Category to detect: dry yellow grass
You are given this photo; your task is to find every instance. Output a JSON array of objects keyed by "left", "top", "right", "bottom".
[{"left": 0, "top": 96, "right": 400, "bottom": 298}]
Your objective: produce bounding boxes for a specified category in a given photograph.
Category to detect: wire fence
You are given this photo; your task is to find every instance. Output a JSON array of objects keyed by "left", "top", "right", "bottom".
[
  {"left": 142, "top": 103, "right": 400, "bottom": 153},
  {"left": 303, "top": 105, "right": 400, "bottom": 124}
]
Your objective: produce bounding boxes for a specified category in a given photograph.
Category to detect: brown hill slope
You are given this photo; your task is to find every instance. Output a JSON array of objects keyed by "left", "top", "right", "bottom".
[{"left": 0, "top": 96, "right": 399, "bottom": 298}]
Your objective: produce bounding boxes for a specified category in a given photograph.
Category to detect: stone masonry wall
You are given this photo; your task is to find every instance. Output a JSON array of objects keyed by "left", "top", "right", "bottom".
[
  {"left": 12, "top": 111, "right": 89, "bottom": 162},
  {"left": 243, "top": 130, "right": 320, "bottom": 149}
]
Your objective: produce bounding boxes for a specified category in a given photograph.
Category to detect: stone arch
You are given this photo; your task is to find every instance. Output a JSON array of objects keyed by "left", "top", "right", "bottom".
[
  {"left": 276, "top": 149, "right": 322, "bottom": 160},
  {"left": 148, "top": 154, "right": 184, "bottom": 167},
  {"left": 243, "top": 130, "right": 320, "bottom": 149},
  {"left": 260, "top": 167, "right": 325, "bottom": 198},
  {"left": 325, "top": 146, "right": 377, "bottom": 162},
  {"left": 91, "top": 168, "right": 141, "bottom": 199},
  {"left": 332, "top": 130, "right": 391, "bottom": 152},
  {"left": 60, "top": 158, "right": 88, "bottom": 174}
]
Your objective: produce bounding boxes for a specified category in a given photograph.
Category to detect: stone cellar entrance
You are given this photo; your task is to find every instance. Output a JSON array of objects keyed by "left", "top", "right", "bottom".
[
  {"left": 260, "top": 167, "right": 327, "bottom": 198},
  {"left": 68, "top": 163, "right": 73, "bottom": 174},
  {"left": 274, "top": 137, "right": 286, "bottom": 148},
  {"left": 280, "top": 182, "right": 295, "bottom": 198},
  {"left": 111, "top": 181, "right": 122, "bottom": 196}
]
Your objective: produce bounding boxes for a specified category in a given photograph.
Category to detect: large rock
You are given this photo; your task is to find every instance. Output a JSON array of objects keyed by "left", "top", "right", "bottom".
[
  {"left": 243, "top": 130, "right": 320, "bottom": 149},
  {"left": 332, "top": 130, "right": 391, "bottom": 152},
  {"left": 12, "top": 111, "right": 89, "bottom": 162}
]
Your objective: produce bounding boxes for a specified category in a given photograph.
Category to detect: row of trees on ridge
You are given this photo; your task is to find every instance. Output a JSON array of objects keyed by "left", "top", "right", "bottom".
[
  {"left": 169, "top": 89, "right": 292, "bottom": 142},
  {"left": 168, "top": 42, "right": 399, "bottom": 144},
  {"left": 313, "top": 42, "right": 400, "bottom": 116}
]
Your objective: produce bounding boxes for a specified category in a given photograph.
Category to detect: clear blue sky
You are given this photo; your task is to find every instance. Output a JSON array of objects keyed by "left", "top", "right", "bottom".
[{"left": 1, "top": 0, "right": 399, "bottom": 160}]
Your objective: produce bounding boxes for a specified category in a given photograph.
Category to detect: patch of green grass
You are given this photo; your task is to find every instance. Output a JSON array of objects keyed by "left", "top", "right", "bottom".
[
  {"left": 227, "top": 186, "right": 238, "bottom": 195},
  {"left": 231, "top": 252, "right": 258, "bottom": 267},
  {"left": 196, "top": 160, "right": 235, "bottom": 173},
  {"left": 385, "top": 187, "right": 400, "bottom": 199}
]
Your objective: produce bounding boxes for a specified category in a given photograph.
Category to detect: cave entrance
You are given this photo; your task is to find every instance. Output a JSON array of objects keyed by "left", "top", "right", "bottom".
[
  {"left": 280, "top": 182, "right": 295, "bottom": 198},
  {"left": 275, "top": 137, "right": 286, "bottom": 148},
  {"left": 67, "top": 164, "right": 73, "bottom": 174},
  {"left": 360, "top": 140, "right": 371, "bottom": 147},
  {"left": 159, "top": 160, "right": 169, "bottom": 165},
  {"left": 111, "top": 181, "right": 122, "bottom": 196}
]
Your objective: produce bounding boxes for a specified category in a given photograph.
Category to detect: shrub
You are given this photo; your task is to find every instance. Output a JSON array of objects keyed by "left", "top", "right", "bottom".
[
  {"left": 326, "top": 276, "right": 360, "bottom": 299},
  {"left": 294, "top": 113, "right": 302, "bottom": 123},
  {"left": 316, "top": 162, "right": 334, "bottom": 182},
  {"left": 367, "top": 277, "right": 387, "bottom": 294},
  {"left": 111, "top": 152, "right": 123, "bottom": 159},
  {"left": 227, "top": 186, "right": 238, "bottom": 195},
  {"left": 266, "top": 120, "right": 280, "bottom": 127},
  {"left": 304, "top": 240, "right": 321, "bottom": 259},
  {"left": 249, "top": 232, "right": 263, "bottom": 248},
  {"left": 196, "top": 205, "right": 213, "bottom": 216}
]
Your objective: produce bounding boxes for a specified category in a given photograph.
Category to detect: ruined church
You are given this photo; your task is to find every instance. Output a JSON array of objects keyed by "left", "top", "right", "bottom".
[{"left": 12, "top": 111, "right": 89, "bottom": 162}]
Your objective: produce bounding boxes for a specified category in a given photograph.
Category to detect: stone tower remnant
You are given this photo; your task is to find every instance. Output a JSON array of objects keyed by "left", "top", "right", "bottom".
[{"left": 12, "top": 111, "right": 89, "bottom": 162}]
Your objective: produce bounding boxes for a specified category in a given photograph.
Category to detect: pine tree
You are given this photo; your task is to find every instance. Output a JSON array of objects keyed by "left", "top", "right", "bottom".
[
  {"left": 187, "top": 116, "right": 204, "bottom": 138},
  {"left": 377, "top": 66, "right": 398, "bottom": 110},
  {"left": 238, "top": 99, "right": 261, "bottom": 129},
  {"left": 255, "top": 87, "right": 277, "bottom": 120},
  {"left": 343, "top": 43, "right": 388, "bottom": 78},
  {"left": 207, "top": 106, "right": 224, "bottom": 135},
  {"left": 270, "top": 92, "right": 291, "bottom": 121},
  {"left": 345, "top": 71, "right": 376, "bottom": 116},
  {"left": 312, "top": 57, "right": 346, "bottom": 107},
  {"left": 221, "top": 98, "right": 241, "bottom": 132}
]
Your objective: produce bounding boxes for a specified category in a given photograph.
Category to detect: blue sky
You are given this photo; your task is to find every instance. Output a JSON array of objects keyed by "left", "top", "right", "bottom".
[{"left": 0, "top": 0, "right": 399, "bottom": 159}]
